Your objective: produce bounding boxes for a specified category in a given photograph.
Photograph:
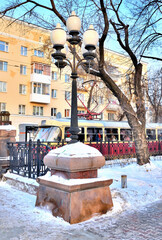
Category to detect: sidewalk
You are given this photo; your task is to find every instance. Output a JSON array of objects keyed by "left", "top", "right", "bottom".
[
  {"left": 0, "top": 180, "right": 161, "bottom": 240},
  {"left": 0, "top": 157, "right": 162, "bottom": 240}
]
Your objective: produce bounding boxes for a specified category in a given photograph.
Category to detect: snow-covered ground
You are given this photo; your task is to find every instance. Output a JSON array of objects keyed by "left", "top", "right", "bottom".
[
  {"left": 1, "top": 156, "right": 162, "bottom": 217},
  {"left": 0, "top": 156, "right": 161, "bottom": 239}
]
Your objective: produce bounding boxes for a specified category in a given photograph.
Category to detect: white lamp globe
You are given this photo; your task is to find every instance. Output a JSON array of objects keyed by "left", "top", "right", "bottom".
[
  {"left": 83, "top": 25, "right": 99, "bottom": 48},
  {"left": 66, "top": 11, "right": 81, "bottom": 34},
  {"left": 51, "top": 23, "right": 66, "bottom": 46}
]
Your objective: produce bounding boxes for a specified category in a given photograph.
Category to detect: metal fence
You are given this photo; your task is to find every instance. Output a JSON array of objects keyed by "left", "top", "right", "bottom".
[
  {"left": 7, "top": 139, "right": 162, "bottom": 179},
  {"left": 7, "top": 140, "right": 51, "bottom": 179}
]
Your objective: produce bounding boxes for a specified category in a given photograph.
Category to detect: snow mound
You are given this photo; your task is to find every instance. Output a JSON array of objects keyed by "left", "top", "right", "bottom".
[{"left": 47, "top": 142, "right": 102, "bottom": 158}]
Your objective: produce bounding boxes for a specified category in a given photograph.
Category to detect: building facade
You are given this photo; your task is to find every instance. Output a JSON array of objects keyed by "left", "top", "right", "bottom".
[{"left": 0, "top": 17, "right": 148, "bottom": 140}]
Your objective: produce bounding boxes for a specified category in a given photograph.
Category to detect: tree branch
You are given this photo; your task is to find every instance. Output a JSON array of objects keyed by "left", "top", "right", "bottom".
[
  {"left": 141, "top": 55, "right": 162, "bottom": 61},
  {"left": 99, "top": 0, "right": 109, "bottom": 66}
]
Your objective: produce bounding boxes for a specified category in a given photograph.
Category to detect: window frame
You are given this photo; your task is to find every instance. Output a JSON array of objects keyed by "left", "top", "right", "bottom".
[
  {"left": 65, "top": 74, "right": 70, "bottom": 83},
  {"left": 0, "top": 61, "right": 8, "bottom": 72},
  {"left": 19, "top": 84, "right": 26, "bottom": 95},
  {"left": 51, "top": 89, "right": 57, "bottom": 98},
  {"left": 0, "top": 41, "right": 9, "bottom": 52},
  {"left": 51, "top": 108, "right": 57, "bottom": 117},
  {"left": 108, "top": 113, "right": 115, "bottom": 121},
  {"left": 0, "top": 81, "right": 7, "bottom": 92},
  {"left": 0, "top": 102, "right": 6, "bottom": 111},
  {"left": 65, "top": 91, "right": 70, "bottom": 100},
  {"left": 33, "top": 106, "right": 44, "bottom": 116},
  {"left": 34, "top": 49, "right": 44, "bottom": 58},
  {"left": 20, "top": 65, "right": 27, "bottom": 75},
  {"left": 65, "top": 109, "right": 70, "bottom": 117},
  {"left": 19, "top": 104, "right": 25, "bottom": 115},
  {"left": 52, "top": 71, "right": 57, "bottom": 80},
  {"left": 21, "top": 46, "right": 27, "bottom": 56}
]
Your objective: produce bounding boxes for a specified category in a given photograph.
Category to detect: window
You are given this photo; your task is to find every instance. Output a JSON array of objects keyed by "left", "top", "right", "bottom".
[
  {"left": 51, "top": 89, "right": 57, "bottom": 98},
  {"left": 21, "top": 46, "right": 27, "bottom": 56},
  {"left": 52, "top": 71, "right": 57, "bottom": 80},
  {"left": 19, "top": 105, "right": 25, "bottom": 115},
  {"left": 87, "top": 127, "right": 103, "bottom": 141},
  {"left": 51, "top": 108, "right": 57, "bottom": 117},
  {"left": 33, "top": 63, "right": 43, "bottom": 74},
  {"left": 0, "top": 41, "right": 8, "bottom": 52},
  {"left": 42, "top": 84, "right": 49, "bottom": 95},
  {"left": 33, "top": 106, "right": 43, "bottom": 116},
  {"left": 33, "top": 83, "right": 41, "bottom": 94},
  {"left": 0, "top": 102, "right": 6, "bottom": 111},
  {"left": 65, "top": 74, "right": 70, "bottom": 82},
  {"left": 77, "top": 78, "right": 84, "bottom": 88},
  {"left": 33, "top": 82, "right": 49, "bottom": 95},
  {"left": 108, "top": 113, "right": 115, "bottom": 120},
  {"left": 91, "top": 96, "right": 95, "bottom": 104},
  {"left": 158, "top": 129, "right": 162, "bottom": 140},
  {"left": 0, "top": 81, "right": 7, "bottom": 92},
  {"left": 65, "top": 91, "right": 70, "bottom": 100},
  {"left": 20, "top": 65, "right": 27, "bottom": 75},
  {"left": 32, "top": 63, "right": 50, "bottom": 75},
  {"left": 65, "top": 109, "right": 70, "bottom": 117},
  {"left": 99, "top": 96, "right": 104, "bottom": 104},
  {"left": 19, "top": 84, "right": 26, "bottom": 94},
  {"left": 105, "top": 128, "right": 118, "bottom": 141},
  {"left": 78, "top": 93, "right": 84, "bottom": 103},
  {"left": 0, "top": 61, "right": 8, "bottom": 71},
  {"left": 146, "top": 129, "right": 156, "bottom": 140},
  {"left": 78, "top": 110, "right": 85, "bottom": 114},
  {"left": 34, "top": 49, "right": 44, "bottom": 57},
  {"left": 120, "top": 129, "right": 132, "bottom": 141}
]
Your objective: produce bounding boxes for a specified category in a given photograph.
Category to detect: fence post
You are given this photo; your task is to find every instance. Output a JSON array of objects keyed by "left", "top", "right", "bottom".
[
  {"left": 158, "top": 140, "right": 161, "bottom": 153},
  {"left": 108, "top": 139, "right": 110, "bottom": 156},
  {"left": 28, "top": 139, "right": 32, "bottom": 178},
  {"left": 121, "top": 175, "right": 127, "bottom": 188},
  {"left": 37, "top": 139, "right": 40, "bottom": 177},
  {"left": 100, "top": 139, "right": 103, "bottom": 154}
]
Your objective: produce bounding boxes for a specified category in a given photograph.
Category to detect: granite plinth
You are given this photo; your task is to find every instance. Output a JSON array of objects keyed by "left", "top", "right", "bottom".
[
  {"left": 36, "top": 177, "right": 113, "bottom": 224},
  {"left": 0, "top": 129, "right": 16, "bottom": 157},
  {"left": 51, "top": 169, "right": 97, "bottom": 179},
  {"left": 44, "top": 142, "right": 105, "bottom": 179}
]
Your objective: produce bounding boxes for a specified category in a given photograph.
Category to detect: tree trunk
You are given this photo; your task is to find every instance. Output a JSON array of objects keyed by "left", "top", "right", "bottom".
[
  {"left": 154, "top": 109, "right": 159, "bottom": 123},
  {"left": 132, "top": 124, "right": 150, "bottom": 165},
  {"left": 126, "top": 113, "right": 150, "bottom": 165}
]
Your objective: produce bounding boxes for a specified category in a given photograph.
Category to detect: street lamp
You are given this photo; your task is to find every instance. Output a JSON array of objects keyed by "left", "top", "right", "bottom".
[{"left": 51, "top": 11, "right": 98, "bottom": 143}]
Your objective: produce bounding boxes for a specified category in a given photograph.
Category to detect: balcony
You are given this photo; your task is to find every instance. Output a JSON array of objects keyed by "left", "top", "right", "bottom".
[
  {"left": 31, "top": 73, "right": 51, "bottom": 84},
  {"left": 30, "top": 93, "right": 50, "bottom": 104}
]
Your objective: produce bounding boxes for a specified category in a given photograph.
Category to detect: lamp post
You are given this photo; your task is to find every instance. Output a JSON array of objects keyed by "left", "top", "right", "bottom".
[{"left": 51, "top": 11, "right": 98, "bottom": 143}]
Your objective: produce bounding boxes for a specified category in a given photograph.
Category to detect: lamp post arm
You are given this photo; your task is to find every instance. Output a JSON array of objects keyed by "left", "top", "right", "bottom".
[
  {"left": 76, "top": 58, "right": 86, "bottom": 71},
  {"left": 65, "top": 58, "right": 73, "bottom": 70}
]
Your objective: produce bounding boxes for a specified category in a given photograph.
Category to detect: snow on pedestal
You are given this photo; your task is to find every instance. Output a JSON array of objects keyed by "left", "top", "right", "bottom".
[{"left": 36, "top": 142, "right": 113, "bottom": 224}]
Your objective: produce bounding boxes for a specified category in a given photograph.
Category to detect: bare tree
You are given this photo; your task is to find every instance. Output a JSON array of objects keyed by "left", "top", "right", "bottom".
[
  {"left": 127, "top": 0, "right": 162, "bottom": 61},
  {"left": 0, "top": 0, "right": 152, "bottom": 165},
  {"left": 146, "top": 68, "right": 162, "bottom": 122}
]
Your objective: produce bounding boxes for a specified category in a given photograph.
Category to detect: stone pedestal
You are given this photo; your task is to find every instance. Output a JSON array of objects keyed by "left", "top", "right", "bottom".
[
  {"left": 36, "top": 177, "right": 113, "bottom": 224},
  {"left": 0, "top": 126, "right": 16, "bottom": 157},
  {"left": 36, "top": 142, "right": 113, "bottom": 223}
]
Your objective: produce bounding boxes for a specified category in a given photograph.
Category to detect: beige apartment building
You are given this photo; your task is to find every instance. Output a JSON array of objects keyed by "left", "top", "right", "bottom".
[{"left": 0, "top": 16, "right": 148, "bottom": 140}]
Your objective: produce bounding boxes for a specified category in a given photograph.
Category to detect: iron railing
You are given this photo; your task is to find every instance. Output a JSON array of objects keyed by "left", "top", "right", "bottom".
[
  {"left": 7, "top": 140, "right": 51, "bottom": 179},
  {"left": 7, "top": 139, "right": 162, "bottom": 179}
]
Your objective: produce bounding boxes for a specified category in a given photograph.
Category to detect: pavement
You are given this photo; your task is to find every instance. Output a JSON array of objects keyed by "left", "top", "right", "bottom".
[{"left": 0, "top": 179, "right": 162, "bottom": 240}]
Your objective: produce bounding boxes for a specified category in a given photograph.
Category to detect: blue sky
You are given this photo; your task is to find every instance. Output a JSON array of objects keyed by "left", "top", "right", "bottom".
[{"left": 0, "top": 0, "right": 161, "bottom": 70}]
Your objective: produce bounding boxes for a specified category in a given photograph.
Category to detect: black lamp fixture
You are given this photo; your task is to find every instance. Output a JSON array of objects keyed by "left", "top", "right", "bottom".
[{"left": 51, "top": 11, "right": 99, "bottom": 143}]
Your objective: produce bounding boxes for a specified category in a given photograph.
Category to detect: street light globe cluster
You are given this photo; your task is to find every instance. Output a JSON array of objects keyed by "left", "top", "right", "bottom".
[{"left": 50, "top": 11, "right": 99, "bottom": 143}]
